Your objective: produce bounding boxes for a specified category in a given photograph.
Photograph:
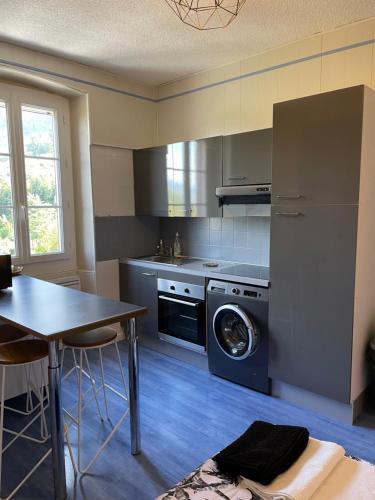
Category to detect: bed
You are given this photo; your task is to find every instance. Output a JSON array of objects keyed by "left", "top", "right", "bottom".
[{"left": 157, "top": 438, "right": 375, "bottom": 500}]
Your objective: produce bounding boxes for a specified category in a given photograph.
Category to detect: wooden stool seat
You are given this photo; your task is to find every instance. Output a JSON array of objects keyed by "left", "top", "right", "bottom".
[
  {"left": 0, "top": 325, "right": 28, "bottom": 344},
  {"left": 0, "top": 340, "right": 48, "bottom": 366},
  {"left": 62, "top": 327, "right": 117, "bottom": 349}
]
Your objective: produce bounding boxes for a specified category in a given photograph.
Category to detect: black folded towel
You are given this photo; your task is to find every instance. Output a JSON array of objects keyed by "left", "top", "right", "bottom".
[{"left": 214, "top": 420, "right": 309, "bottom": 485}]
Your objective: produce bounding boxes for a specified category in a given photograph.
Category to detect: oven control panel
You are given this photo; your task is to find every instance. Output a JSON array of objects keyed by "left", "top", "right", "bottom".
[{"left": 158, "top": 278, "right": 205, "bottom": 300}]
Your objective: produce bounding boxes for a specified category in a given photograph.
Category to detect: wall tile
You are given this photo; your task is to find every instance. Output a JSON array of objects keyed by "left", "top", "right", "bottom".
[
  {"left": 221, "top": 230, "right": 234, "bottom": 247},
  {"left": 209, "top": 230, "right": 222, "bottom": 246},
  {"left": 222, "top": 217, "right": 234, "bottom": 231},
  {"left": 160, "top": 216, "right": 270, "bottom": 265},
  {"left": 210, "top": 217, "right": 222, "bottom": 231},
  {"left": 234, "top": 231, "right": 247, "bottom": 248},
  {"left": 234, "top": 217, "right": 248, "bottom": 232}
]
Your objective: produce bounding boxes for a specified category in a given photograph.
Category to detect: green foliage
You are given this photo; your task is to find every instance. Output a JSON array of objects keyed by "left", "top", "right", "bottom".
[
  {"left": 0, "top": 172, "right": 59, "bottom": 256},
  {"left": 25, "top": 136, "right": 53, "bottom": 157},
  {"left": 28, "top": 207, "right": 59, "bottom": 255}
]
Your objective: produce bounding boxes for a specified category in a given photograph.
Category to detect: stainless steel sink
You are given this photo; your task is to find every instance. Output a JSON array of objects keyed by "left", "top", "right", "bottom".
[{"left": 138, "top": 255, "right": 199, "bottom": 267}]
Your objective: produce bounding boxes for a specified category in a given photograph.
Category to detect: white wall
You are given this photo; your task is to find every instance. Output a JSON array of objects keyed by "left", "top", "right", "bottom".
[
  {"left": 0, "top": 41, "right": 157, "bottom": 149},
  {"left": 156, "top": 18, "right": 375, "bottom": 144},
  {"left": 0, "top": 41, "right": 157, "bottom": 285}
]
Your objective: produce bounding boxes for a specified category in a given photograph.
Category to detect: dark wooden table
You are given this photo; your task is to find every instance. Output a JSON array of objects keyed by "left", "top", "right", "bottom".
[{"left": 0, "top": 275, "right": 146, "bottom": 500}]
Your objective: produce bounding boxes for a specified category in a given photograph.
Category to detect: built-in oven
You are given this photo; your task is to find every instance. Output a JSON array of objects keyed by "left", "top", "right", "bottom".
[{"left": 158, "top": 278, "right": 206, "bottom": 354}]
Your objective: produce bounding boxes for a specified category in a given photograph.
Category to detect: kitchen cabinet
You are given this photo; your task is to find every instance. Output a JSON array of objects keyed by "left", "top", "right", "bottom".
[
  {"left": 172, "top": 137, "right": 222, "bottom": 217},
  {"left": 134, "top": 145, "right": 173, "bottom": 217},
  {"left": 91, "top": 145, "right": 135, "bottom": 216},
  {"left": 269, "top": 85, "right": 375, "bottom": 406},
  {"left": 133, "top": 137, "right": 222, "bottom": 217},
  {"left": 269, "top": 205, "right": 357, "bottom": 402},
  {"left": 222, "top": 128, "right": 272, "bottom": 186},
  {"left": 120, "top": 264, "right": 158, "bottom": 338},
  {"left": 271, "top": 87, "right": 363, "bottom": 206}
]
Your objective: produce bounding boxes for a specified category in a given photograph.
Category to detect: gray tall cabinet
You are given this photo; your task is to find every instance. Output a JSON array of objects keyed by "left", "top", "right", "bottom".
[{"left": 269, "top": 85, "right": 375, "bottom": 406}]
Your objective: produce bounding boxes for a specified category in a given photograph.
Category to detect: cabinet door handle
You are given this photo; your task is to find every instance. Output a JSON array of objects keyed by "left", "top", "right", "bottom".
[
  {"left": 275, "top": 194, "right": 302, "bottom": 200},
  {"left": 228, "top": 176, "right": 247, "bottom": 181},
  {"left": 275, "top": 211, "right": 302, "bottom": 217},
  {"left": 141, "top": 272, "right": 156, "bottom": 277}
]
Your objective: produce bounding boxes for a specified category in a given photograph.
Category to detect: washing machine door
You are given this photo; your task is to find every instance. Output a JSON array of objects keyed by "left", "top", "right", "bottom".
[{"left": 213, "top": 304, "right": 258, "bottom": 360}]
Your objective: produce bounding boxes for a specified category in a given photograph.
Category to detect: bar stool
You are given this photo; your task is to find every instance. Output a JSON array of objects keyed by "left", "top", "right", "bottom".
[
  {"left": 61, "top": 326, "right": 129, "bottom": 474},
  {"left": 0, "top": 325, "right": 47, "bottom": 419},
  {"left": 0, "top": 339, "right": 50, "bottom": 499}
]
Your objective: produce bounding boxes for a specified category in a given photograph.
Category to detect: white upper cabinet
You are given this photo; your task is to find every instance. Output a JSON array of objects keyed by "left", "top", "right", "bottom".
[{"left": 91, "top": 145, "right": 135, "bottom": 217}]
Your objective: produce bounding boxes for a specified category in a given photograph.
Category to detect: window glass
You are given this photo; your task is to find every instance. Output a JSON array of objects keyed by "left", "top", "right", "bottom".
[
  {"left": 28, "top": 207, "right": 61, "bottom": 255},
  {"left": 21, "top": 106, "right": 56, "bottom": 158},
  {"left": 21, "top": 105, "right": 63, "bottom": 256},
  {"left": 25, "top": 158, "right": 58, "bottom": 206},
  {"left": 0, "top": 208, "right": 16, "bottom": 255},
  {"left": 0, "top": 101, "right": 15, "bottom": 256},
  {"left": 0, "top": 156, "right": 12, "bottom": 206},
  {"left": 0, "top": 103, "right": 9, "bottom": 154}
]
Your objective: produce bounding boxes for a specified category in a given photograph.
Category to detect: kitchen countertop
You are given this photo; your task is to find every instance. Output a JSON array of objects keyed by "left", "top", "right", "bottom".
[{"left": 120, "top": 256, "right": 269, "bottom": 288}]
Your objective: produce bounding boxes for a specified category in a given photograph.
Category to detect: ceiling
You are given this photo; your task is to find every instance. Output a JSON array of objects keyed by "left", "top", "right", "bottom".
[{"left": 0, "top": 1, "right": 375, "bottom": 87}]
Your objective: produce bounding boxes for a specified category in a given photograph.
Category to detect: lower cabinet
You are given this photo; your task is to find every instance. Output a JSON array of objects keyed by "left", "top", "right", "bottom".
[
  {"left": 269, "top": 204, "right": 358, "bottom": 403},
  {"left": 120, "top": 264, "right": 158, "bottom": 338}
]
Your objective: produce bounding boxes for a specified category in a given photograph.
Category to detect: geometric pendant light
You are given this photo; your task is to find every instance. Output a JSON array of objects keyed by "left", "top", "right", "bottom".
[{"left": 164, "top": 1, "right": 247, "bottom": 30}]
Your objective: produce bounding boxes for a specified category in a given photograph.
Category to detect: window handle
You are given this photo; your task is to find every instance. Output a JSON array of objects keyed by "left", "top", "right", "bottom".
[{"left": 20, "top": 205, "right": 27, "bottom": 219}]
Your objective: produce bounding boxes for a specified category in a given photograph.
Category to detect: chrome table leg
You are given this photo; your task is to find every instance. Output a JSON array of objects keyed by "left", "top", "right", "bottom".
[
  {"left": 126, "top": 318, "right": 141, "bottom": 455},
  {"left": 48, "top": 340, "right": 67, "bottom": 500}
]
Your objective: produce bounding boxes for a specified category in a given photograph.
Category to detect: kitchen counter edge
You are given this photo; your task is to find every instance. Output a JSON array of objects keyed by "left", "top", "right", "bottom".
[{"left": 120, "top": 258, "right": 270, "bottom": 288}]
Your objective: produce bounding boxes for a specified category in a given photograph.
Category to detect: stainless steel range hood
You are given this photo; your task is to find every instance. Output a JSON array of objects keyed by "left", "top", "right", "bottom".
[{"left": 216, "top": 184, "right": 271, "bottom": 206}]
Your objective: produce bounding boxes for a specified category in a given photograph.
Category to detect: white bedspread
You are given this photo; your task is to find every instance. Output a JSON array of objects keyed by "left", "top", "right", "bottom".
[
  {"left": 311, "top": 456, "right": 375, "bottom": 500},
  {"left": 157, "top": 439, "right": 375, "bottom": 500},
  {"left": 240, "top": 438, "right": 344, "bottom": 499}
]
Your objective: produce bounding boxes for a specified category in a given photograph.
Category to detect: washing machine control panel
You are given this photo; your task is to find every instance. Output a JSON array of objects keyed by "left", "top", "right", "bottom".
[{"left": 207, "top": 280, "right": 269, "bottom": 302}]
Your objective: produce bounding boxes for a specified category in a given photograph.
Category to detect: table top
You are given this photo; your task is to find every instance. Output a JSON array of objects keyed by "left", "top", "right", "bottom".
[{"left": 0, "top": 275, "right": 146, "bottom": 341}]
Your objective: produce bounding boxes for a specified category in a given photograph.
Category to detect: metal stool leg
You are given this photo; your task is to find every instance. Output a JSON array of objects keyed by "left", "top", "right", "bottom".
[
  {"left": 83, "top": 350, "right": 103, "bottom": 421},
  {"left": 115, "top": 342, "right": 128, "bottom": 398},
  {"left": 0, "top": 366, "right": 6, "bottom": 496},
  {"left": 63, "top": 337, "right": 130, "bottom": 475},
  {"left": 0, "top": 360, "right": 52, "bottom": 500},
  {"left": 98, "top": 348, "right": 110, "bottom": 421}
]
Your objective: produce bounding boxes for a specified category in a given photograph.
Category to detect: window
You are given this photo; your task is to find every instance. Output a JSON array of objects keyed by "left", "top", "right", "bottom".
[{"left": 0, "top": 83, "right": 74, "bottom": 264}]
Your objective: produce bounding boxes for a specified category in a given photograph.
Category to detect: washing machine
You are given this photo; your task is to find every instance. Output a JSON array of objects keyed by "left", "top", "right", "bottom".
[{"left": 207, "top": 279, "right": 270, "bottom": 394}]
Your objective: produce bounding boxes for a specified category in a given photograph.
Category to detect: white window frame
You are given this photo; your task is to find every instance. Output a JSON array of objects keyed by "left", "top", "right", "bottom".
[{"left": 0, "top": 81, "right": 75, "bottom": 265}]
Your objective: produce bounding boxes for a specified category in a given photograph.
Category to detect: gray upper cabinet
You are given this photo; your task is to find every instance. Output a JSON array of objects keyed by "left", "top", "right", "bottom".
[
  {"left": 134, "top": 137, "right": 222, "bottom": 217},
  {"left": 223, "top": 128, "right": 272, "bottom": 186},
  {"left": 172, "top": 137, "right": 222, "bottom": 217},
  {"left": 134, "top": 146, "right": 173, "bottom": 217},
  {"left": 272, "top": 86, "right": 363, "bottom": 206}
]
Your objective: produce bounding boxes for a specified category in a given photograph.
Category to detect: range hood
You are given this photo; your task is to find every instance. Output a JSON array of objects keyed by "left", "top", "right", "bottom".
[{"left": 216, "top": 184, "right": 271, "bottom": 206}]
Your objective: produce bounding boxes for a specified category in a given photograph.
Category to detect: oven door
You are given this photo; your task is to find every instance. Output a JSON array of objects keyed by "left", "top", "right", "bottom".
[{"left": 158, "top": 293, "right": 206, "bottom": 353}]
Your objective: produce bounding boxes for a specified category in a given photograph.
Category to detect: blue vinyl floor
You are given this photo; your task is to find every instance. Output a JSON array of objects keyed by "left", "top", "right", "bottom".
[{"left": 2, "top": 343, "right": 375, "bottom": 499}]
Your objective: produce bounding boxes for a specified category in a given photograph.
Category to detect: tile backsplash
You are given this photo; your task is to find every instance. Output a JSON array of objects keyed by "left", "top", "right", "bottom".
[{"left": 160, "top": 216, "right": 270, "bottom": 266}]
